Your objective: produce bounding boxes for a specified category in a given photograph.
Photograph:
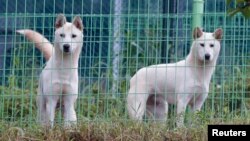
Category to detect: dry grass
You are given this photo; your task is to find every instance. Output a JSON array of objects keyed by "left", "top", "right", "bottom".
[{"left": 1, "top": 117, "right": 249, "bottom": 141}]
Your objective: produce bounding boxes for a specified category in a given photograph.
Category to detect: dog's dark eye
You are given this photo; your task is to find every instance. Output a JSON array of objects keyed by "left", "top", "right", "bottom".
[
  {"left": 72, "top": 34, "right": 77, "bottom": 38},
  {"left": 210, "top": 44, "right": 214, "bottom": 48},
  {"left": 60, "top": 34, "right": 65, "bottom": 38},
  {"left": 200, "top": 43, "right": 204, "bottom": 47}
]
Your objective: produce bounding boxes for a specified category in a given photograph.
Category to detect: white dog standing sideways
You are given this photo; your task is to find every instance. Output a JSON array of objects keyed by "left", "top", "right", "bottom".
[
  {"left": 17, "top": 14, "right": 84, "bottom": 127},
  {"left": 127, "top": 27, "right": 223, "bottom": 126}
]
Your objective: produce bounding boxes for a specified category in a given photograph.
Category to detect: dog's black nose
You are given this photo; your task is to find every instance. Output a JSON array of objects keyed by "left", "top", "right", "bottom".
[
  {"left": 63, "top": 44, "right": 70, "bottom": 52},
  {"left": 205, "top": 54, "right": 210, "bottom": 60}
]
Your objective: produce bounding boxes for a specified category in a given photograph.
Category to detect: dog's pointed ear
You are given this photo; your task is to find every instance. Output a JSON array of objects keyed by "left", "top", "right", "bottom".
[
  {"left": 213, "top": 28, "right": 223, "bottom": 41},
  {"left": 55, "top": 14, "right": 67, "bottom": 29},
  {"left": 193, "top": 27, "right": 203, "bottom": 39},
  {"left": 72, "top": 16, "right": 83, "bottom": 31}
]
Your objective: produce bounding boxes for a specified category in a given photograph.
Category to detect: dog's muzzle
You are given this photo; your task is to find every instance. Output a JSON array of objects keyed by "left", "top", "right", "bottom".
[{"left": 63, "top": 44, "right": 70, "bottom": 53}]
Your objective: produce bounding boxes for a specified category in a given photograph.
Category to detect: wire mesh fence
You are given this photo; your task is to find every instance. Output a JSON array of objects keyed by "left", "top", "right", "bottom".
[{"left": 0, "top": 0, "right": 249, "bottom": 128}]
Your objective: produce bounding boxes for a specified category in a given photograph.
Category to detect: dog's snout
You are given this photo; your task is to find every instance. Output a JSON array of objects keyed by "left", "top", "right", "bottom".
[
  {"left": 205, "top": 54, "right": 210, "bottom": 60},
  {"left": 63, "top": 44, "right": 70, "bottom": 52}
]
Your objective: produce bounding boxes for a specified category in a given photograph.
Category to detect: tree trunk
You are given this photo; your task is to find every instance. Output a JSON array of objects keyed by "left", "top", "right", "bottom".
[{"left": 112, "top": 0, "right": 122, "bottom": 97}]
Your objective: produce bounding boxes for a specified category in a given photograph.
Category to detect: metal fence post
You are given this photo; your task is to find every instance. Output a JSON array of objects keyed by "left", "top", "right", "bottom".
[{"left": 192, "top": 0, "right": 204, "bottom": 30}]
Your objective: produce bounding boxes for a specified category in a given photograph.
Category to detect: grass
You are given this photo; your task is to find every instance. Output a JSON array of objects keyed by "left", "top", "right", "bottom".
[
  {"left": 0, "top": 120, "right": 217, "bottom": 141},
  {"left": 0, "top": 116, "right": 250, "bottom": 141}
]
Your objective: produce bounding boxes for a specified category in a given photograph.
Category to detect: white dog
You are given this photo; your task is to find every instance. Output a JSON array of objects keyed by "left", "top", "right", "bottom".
[
  {"left": 127, "top": 27, "right": 223, "bottom": 126},
  {"left": 17, "top": 14, "right": 84, "bottom": 127}
]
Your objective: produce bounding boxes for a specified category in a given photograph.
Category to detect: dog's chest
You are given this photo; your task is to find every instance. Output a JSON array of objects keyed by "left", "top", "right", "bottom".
[
  {"left": 50, "top": 77, "right": 77, "bottom": 94},
  {"left": 51, "top": 68, "right": 78, "bottom": 83},
  {"left": 46, "top": 60, "right": 77, "bottom": 79},
  {"left": 43, "top": 66, "right": 78, "bottom": 87}
]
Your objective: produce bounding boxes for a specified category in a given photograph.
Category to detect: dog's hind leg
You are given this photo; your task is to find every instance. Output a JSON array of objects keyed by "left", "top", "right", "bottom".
[
  {"left": 146, "top": 94, "right": 168, "bottom": 121},
  {"left": 127, "top": 86, "right": 149, "bottom": 121}
]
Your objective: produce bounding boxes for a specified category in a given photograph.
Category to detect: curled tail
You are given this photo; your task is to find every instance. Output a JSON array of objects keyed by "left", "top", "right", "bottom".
[{"left": 17, "top": 29, "right": 53, "bottom": 61}]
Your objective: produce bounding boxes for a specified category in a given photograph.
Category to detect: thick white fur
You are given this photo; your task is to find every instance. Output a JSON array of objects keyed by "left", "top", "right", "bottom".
[
  {"left": 17, "top": 14, "right": 84, "bottom": 127},
  {"left": 127, "top": 27, "right": 223, "bottom": 126}
]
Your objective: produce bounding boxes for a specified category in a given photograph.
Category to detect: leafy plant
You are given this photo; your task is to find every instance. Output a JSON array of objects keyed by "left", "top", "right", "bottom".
[{"left": 227, "top": 0, "right": 250, "bottom": 18}]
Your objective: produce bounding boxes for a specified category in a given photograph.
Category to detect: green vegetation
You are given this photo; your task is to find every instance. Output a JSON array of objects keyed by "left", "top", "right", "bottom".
[{"left": 227, "top": 0, "right": 250, "bottom": 18}]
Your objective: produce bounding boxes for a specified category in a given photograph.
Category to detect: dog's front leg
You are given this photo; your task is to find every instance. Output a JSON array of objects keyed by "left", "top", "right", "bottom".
[
  {"left": 36, "top": 95, "right": 46, "bottom": 125},
  {"left": 184, "top": 93, "right": 208, "bottom": 127},
  {"left": 176, "top": 100, "right": 188, "bottom": 127},
  {"left": 190, "top": 93, "right": 208, "bottom": 112},
  {"left": 46, "top": 98, "right": 58, "bottom": 127},
  {"left": 63, "top": 95, "right": 77, "bottom": 127}
]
